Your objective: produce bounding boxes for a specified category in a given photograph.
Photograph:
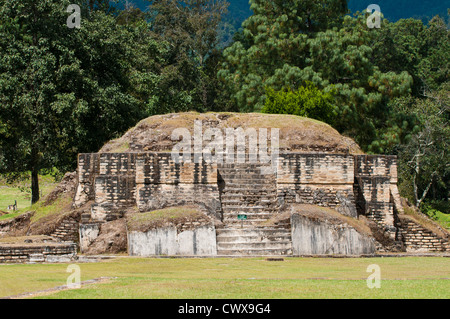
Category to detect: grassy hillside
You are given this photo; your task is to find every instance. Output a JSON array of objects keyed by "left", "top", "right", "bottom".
[{"left": 0, "top": 174, "right": 59, "bottom": 218}]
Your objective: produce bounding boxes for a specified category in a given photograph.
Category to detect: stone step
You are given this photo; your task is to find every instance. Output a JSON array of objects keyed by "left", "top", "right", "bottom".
[
  {"left": 219, "top": 173, "right": 276, "bottom": 180},
  {"left": 221, "top": 191, "right": 277, "bottom": 198},
  {"left": 221, "top": 199, "right": 277, "bottom": 206},
  {"left": 220, "top": 194, "right": 277, "bottom": 200},
  {"left": 221, "top": 188, "right": 277, "bottom": 195},
  {"left": 222, "top": 206, "right": 278, "bottom": 213},
  {"left": 219, "top": 172, "right": 275, "bottom": 178},
  {"left": 216, "top": 227, "right": 291, "bottom": 237},
  {"left": 216, "top": 233, "right": 291, "bottom": 243},
  {"left": 217, "top": 241, "right": 292, "bottom": 250},
  {"left": 222, "top": 214, "right": 277, "bottom": 222},
  {"left": 223, "top": 220, "right": 273, "bottom": 227},
  {"left": 222, "top": 180, "right": 276, "bottom": 186},
  {"left": 218, "top": 163, "right": 271, "bottom": 171},
  {"left": 218, "top": 165, "right": 274, "bottom": 171},
  {"left": 222, "top": 216, "right": 276, "bottom": 225},
  {"left": 217, "top": 248, "right": 293, "bottom": 256},
  {"left": 222, "top": 211, "right": 275, "bottom": 218},
  {"left": 218, "top": 165, "right": 275, "bottom": 169}
]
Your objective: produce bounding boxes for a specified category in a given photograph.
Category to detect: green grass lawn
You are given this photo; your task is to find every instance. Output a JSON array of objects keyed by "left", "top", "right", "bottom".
[
  {"left": 0, "top": 186, "right": 31, "bottom": 213},
  {"left": 0, "top": 174, "right": 59, "bottom": 217},
  {"left": 0, "top": 257, "right": 449, "bottom": 299}
]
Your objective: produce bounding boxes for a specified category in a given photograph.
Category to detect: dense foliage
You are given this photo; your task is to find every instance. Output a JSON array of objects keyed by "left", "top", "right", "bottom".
[
  {"left": 0, "top": 0, "right": 154, "bottom": 202},
  {"left": 218, "top": 4, "right": 413, "bottom": 151},
  {"left": 0, "top": 0, "right": 448, "bottom": 215},
  {"left": 262, "top": 83, "right": 337, "bottom": 125}
]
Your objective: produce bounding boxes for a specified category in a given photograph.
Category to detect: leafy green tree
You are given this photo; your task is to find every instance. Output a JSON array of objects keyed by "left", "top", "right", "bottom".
[
  {"left": 0, "top": 0, "right": 76, "bottom": 203},
  {"left": 146, "top": 0, "right": 229, "bottom": 114},
  {"left": 218, "top": 0, "right": 348, "bottom": 111},
  {"left": 116, "top": 5, "right": 146, "bottom": 25},
  {"left": 371, "top": 13, "right": 449, "bottom": 97},
  {"left": 218, "top": 4, "right": 412, "bottom": 150},
  {"left": 371, "top": 95, "right": 420, "bottom": 155},
  {"left": 0, "top": 0, "right": 147, "bottom": 203},
  {"left": 370, "top": 18, "right": 426, "bottom": 97},
  {"left": 397, "top": 84, "right": 449, "bottom": 208},
  {"left": 417, "top": 14, "right": 450, "bottom": 92},
  {"left": 262, "top": 83, "right": 337, "bottom": 125}
]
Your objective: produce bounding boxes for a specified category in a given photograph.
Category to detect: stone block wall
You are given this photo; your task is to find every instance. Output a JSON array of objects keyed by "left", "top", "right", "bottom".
[
  {"left": 397, "top": 216, "right": 449, "bottom": 252},
  {"left": 276, "top": 154, "right": 357, "bottom": 217},
  {"left": 50, "top": 216, "right": 80, "bottom": 243},
  {"left": 73, "top": 150, "right": 449, "bottom": 255},
  {"left": 75, "top": 153, "right": 221, "bottom": 221},
  {"left": 127, "top": 224, "right": 217, "bottom": 257},
  {"left": 0, "top": 243, "right": 77, "bottom": 263},
  {"left": 354, "top": 155, "right": 398, "bottom": 230},
  {"left": 91, "top": 153, "right": 137, "bottom": 220},
  {"left": 75, "top": 152, "right": 400, "bottom": 225},
  {"left": 135, "top": 153, "right": 220, "bottom": 217},
  {"left": 74, "top": 153, "right": 100, "bottom": 206},
  {"left": 79, "top": 223, "right": 101, "bottom": 253},
  {"left": 291, "top": 214, "right": 375, "bottom": 255}
]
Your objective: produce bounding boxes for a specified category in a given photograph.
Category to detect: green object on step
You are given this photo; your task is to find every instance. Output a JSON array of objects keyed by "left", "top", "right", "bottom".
[{"left": 238, "top": 214, "right": 247, "bottom": 220}]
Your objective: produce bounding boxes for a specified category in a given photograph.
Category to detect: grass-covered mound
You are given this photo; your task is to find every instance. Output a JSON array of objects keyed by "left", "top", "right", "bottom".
[
  {"left": 126, "top": 205, "right": 214, "bottom": 233},
  {"left": 0, "top": 172, "right": 85, "bottom": 239},
  {"left": 100, "top": 112, "right": 363, "bottom": 154},
  {"left": 0, "top": 173, "right": 60, "bottom": 219},
  {"left": 400, "top": 199, "right": 449, "bottom": 239},
  {"left": 267, "top": 204, "right": 372, "bottom": 236}
]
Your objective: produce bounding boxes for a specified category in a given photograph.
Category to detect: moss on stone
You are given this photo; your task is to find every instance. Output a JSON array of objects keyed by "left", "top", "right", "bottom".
[{"left": 126, "top": 205, "right": 211, "bottom": 233}]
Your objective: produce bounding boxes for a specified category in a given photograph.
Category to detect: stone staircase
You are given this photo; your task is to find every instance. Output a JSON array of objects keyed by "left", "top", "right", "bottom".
[
  {"left": 216, "top": 227, "right": 292, "bottom": 256},
  {"left": 216, "top": 163, "right": 292, "bottom": 256}
]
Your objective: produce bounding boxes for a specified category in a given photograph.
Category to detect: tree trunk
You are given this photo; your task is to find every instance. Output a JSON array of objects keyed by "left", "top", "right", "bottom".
[
  {"left": 416, "top": 172, "right": 436, "bottom": 208},
  {"left": 413, "top": 155, "right": 420, "bottom": 207},
  {"left": 31, "top": 168, "right": 40, "bottom": 204},
  {"left": 30, "top": 147, "right": 40, "bottom": 204}
]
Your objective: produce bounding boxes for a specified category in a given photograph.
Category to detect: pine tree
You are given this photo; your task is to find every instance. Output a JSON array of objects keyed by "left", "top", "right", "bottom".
[{"left": 218, "top": 2, "right": 413, "bottom": 150}]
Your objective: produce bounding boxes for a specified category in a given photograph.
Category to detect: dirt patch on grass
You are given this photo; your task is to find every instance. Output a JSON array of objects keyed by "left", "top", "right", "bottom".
[
  {"left": 2, "top": 277, "right": 115, "bottom": 299},
  {"left": 0, "top": 211, "right": 34, "bottom": 238},
  {"left": 259, "top": 211, "right": 292, "bottom": 228},
  {"left": 99, "top": 112, "right": 363, "bottom": 154},
  {"left": 126, "top": 205, "right": 214, "bottom": 233},
  {"left": 0, "top": 171, "right": 81, "bottom": 238}
]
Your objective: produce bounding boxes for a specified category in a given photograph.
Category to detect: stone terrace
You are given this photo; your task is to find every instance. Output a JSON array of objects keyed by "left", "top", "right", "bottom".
[{"left": 72, "top": 151, "right": 418, "bottom": 255}]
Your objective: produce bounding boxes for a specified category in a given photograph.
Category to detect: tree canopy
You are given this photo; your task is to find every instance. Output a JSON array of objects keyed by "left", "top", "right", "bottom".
[
  {"left": 0, "top": 0, "right": 151, "bottom": 202},
  {"left": 0, "top": 0, "right": 448, "bottom": 215}
]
